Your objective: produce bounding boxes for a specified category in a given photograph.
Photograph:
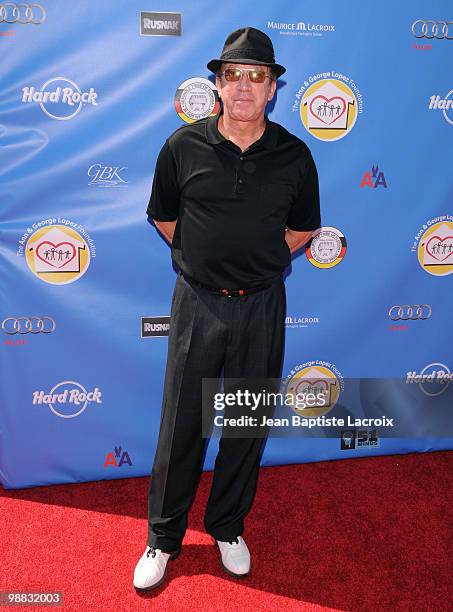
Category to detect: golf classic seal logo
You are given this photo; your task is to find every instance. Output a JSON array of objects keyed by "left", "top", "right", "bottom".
[
  {"left": 306, "top": 226, "right": 347, "bottom": 268},
  {"left": 284, "top": 360, "right": 344, "bottom": 417},
  {"left": 411, "top": 216, "right": 453, "bottom": 276},
  {"left": 18, "top": 218, "right": 96, "bottom": 284},
  {"left": 21, "top": 77, "right": 98, "bottom": 120},
  {"left": 174, "top": 77, "right": 220, "bottom": 123},
  {"left": 293, "top": 72, "right": 363, "bottom": 141}
]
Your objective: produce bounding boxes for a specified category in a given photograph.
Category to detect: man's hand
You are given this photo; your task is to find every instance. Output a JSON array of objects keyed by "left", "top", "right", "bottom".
[
  {"left": 285, "top": 227, "right": 316, "bottom": 254},
  {"left": 153, "top": 220, "right": 177, "bottom": 245}
]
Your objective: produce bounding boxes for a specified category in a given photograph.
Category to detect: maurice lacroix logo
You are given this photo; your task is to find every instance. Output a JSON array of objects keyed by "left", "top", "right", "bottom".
[
  {"left": 141, "top": 316, "right": 170, "bottom": 337},
  {"left": 285, "top": 314, "right": 320, "bottom": 329},
  {"left": 32, "top": 381, "right": 102, "bottom": 418},
  {"left": 140, "top": 11, "right": 181, "bottom": 36},
  {"left": 267, "top": 20, "right": 335, "bottom": 37},
  {"left": 22, "top": 77, "right": 98, "bottom": 120},
  {"left": 88, "top": 164, "right": 128, "bottom": 187}
]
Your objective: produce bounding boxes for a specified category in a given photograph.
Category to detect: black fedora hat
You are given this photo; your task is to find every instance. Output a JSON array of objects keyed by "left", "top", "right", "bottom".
[{"left": 207, "top": 27, "right": 286, "bottom": 78}]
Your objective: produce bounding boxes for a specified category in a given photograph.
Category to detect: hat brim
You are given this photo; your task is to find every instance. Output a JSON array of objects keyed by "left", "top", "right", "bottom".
[{"left": 207, "top": 58, "right": 286, "bottom": 78}]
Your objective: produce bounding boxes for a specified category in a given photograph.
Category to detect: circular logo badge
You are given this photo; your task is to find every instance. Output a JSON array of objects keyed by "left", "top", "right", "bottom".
[
  {"left": 175, "top": 78, "right": 220, "bottom": 123},
  {"left": 25, "top": 224, "right": 90, "bottom": 284},
  {"left": 300, "top": 78, "right": 358, "bottom": 141},
  {"left": 418, "top": 363, "right": 451, "bottom": 397},
  {"left": 285, "top": 362, "right": 343, "bottom": 417},
  {"left": 306, "top": 227, "right": 346, "bottom": 268},
  {"left": 417, "top": 221, "right": 453, "bottom": 276},
  {"left": 36, "top": 77, "right": 96, "bottom": 121}
]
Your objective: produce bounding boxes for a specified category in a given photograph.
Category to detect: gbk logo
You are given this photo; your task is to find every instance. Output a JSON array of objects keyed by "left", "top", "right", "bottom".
[
  {"left": 360, "top": 164, "right": 387, "bottom": 189},
  {"left": 104, "top": 446, "right": 133, "bottom": 468},
  {"left": 88, "top": 164, "right": 128, "bottom": 187}
]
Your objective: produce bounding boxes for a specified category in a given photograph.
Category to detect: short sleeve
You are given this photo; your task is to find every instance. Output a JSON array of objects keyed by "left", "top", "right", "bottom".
[
  {"left": 286, "top": 149, "right": 321, "bottom": 231},
  {"left": 146, "top": 139, "right": 180, "bottom": 221}
]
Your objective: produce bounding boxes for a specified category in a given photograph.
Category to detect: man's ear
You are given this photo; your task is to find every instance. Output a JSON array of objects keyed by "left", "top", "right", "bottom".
[{"left": 268, "top": 79, "right": 277, "bottom": 102}]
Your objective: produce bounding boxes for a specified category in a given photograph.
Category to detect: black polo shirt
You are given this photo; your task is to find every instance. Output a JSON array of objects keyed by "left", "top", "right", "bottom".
[{"left": 147, "top": 111, "right": 321, "bottom": 289}]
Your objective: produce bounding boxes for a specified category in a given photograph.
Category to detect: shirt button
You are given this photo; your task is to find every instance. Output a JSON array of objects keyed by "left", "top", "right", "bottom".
[
  {"left": 238, "top": 178, "right": 244, "bottom": 184},
  {"left": 239, "top": 156, "right": 244, "bottom": 161}
]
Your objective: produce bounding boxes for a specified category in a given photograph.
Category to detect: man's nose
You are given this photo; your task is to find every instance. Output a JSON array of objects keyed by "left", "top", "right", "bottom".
[{"left": 237, "top": 72, "right": 251, "bottom": 89}]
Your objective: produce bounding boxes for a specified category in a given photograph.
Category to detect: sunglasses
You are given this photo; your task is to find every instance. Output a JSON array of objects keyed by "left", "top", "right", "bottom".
[{"left": 218, "top": 67, "right": 274, "bottom": 84}]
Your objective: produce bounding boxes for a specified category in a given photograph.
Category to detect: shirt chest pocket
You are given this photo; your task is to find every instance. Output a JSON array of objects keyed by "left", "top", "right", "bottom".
[{"left": 259, "top": 184, "right": 294, "bottom": 225}]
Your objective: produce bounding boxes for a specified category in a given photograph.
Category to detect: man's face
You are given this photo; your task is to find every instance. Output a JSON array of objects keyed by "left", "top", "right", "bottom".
[{"left": 215, "top": 62, "right": 277, "bottom": 123}]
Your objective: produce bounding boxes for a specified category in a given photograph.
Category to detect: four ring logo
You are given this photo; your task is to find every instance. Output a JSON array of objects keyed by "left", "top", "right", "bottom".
[
  {"left": 412, "top": 20, "right": 453, "bottom": 39},
  {"left": 2, "top": 316, "right": 56, "bottom": 334},
  {"left": 388, "top": 304, "right": 432, "bottom": 321},
  {"left": 0, "top": 3, "right": 46, "bottom": 23}
]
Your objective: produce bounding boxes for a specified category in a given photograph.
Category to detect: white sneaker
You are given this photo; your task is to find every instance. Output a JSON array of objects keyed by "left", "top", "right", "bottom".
[
  {"left": 133, "top": 545, "right": 180, "bottom": 591},
  {"left": 216, "top": 536, "right": 250, "bottom": 577}
]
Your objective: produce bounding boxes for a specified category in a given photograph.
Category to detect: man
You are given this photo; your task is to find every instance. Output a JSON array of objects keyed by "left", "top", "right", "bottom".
[{"left": 134, "top": 26, "right": 321, "bottom": 591}]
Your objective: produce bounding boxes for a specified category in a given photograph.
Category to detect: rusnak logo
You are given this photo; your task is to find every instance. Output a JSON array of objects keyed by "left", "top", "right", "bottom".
[
  {"left": 140, "top": 11, "right": 181, "bottom": 36},
  {"left": 104, "top": 446, "right": 133, "bottom": 469},
  {"left": 22, "top": 77, "right": 98, "bottom": 120},
  {"left": 141, "top": 316, "right": 170, "bottom": 337}
]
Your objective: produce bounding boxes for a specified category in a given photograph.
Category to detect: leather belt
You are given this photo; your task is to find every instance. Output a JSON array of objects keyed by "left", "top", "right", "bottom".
[{"left": 182, "top": 274, "right": 274, "bottom": 297}]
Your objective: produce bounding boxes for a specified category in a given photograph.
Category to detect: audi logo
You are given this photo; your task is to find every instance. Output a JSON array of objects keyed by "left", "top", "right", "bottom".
[
  {"left": 2, "top": 316, "right": 56, "bottom": 334},
  {"left": 412, "top": 20, "right": 453, "bottom": 40},
  {"left": 388, "top": 305, "right": 432, "bottom": 321},
  {"left": 0, "top": 3, "right": 46, "bottom": 24}
]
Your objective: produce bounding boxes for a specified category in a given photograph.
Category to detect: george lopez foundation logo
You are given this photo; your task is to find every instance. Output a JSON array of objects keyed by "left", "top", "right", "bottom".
[
  {"left": 294, "top": 73, "right": 363, "bottom": 141},
  {"left": 104, "top": 446, "right": 133, "bottom": 469},
  {"left": 284, "top": 360, "right": 344, "bottom": 417},
  {"left": 32, "top": 381, "right": 103, "bottom": 418},
  {"left": 411, "top": 216, "right": 453, "bottom": 276},
  {"left": 360, "top": 164, "right": 387, "bottom": 189},
  {"left": 19, "top": 219, "right": 96, "bottom": 285},
  {"left": 140, "top": 11, "right": 181, "bottom": 36},
  {"left": 22, "top": 77, "right": 98, "bottom": 120}
]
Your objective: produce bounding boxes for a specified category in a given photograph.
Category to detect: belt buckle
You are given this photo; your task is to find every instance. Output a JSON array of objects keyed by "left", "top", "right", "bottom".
[{"left": 220, "top": 287, "right": 245, "bottom": 297}]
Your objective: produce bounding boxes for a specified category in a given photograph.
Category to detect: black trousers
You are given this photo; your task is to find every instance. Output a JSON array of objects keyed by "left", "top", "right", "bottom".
[{"left": 147, "top": 272, "right": 286, "bottom": 552}]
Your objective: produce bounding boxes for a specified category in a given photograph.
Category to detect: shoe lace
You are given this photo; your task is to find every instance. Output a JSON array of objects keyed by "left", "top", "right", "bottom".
[{"left": 146, "top": 546, "right": 157, "bottom": 558}]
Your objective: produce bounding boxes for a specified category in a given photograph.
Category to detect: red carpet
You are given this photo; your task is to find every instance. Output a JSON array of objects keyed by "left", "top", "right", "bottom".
[{"left": 1, "top": 450, "right": 452, "bottom": 611}]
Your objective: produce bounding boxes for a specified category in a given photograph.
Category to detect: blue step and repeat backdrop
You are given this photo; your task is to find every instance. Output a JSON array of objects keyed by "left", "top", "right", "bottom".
[{"left": 1, "top": 1, "right": 452, "bottom": 489}]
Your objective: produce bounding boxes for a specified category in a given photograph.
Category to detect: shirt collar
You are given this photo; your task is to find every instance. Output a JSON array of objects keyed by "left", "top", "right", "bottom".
[{"left": 205, "top": 110, "right": 278, "bottom": 150}]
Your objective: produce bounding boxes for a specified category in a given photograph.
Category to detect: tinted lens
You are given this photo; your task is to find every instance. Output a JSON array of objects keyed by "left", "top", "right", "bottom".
[
  {"left": 224, "top": 68, "right": 241, "bottom": 81},
  {"left": 248, "top": 70, "right": 266, "bottom": 83}
]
